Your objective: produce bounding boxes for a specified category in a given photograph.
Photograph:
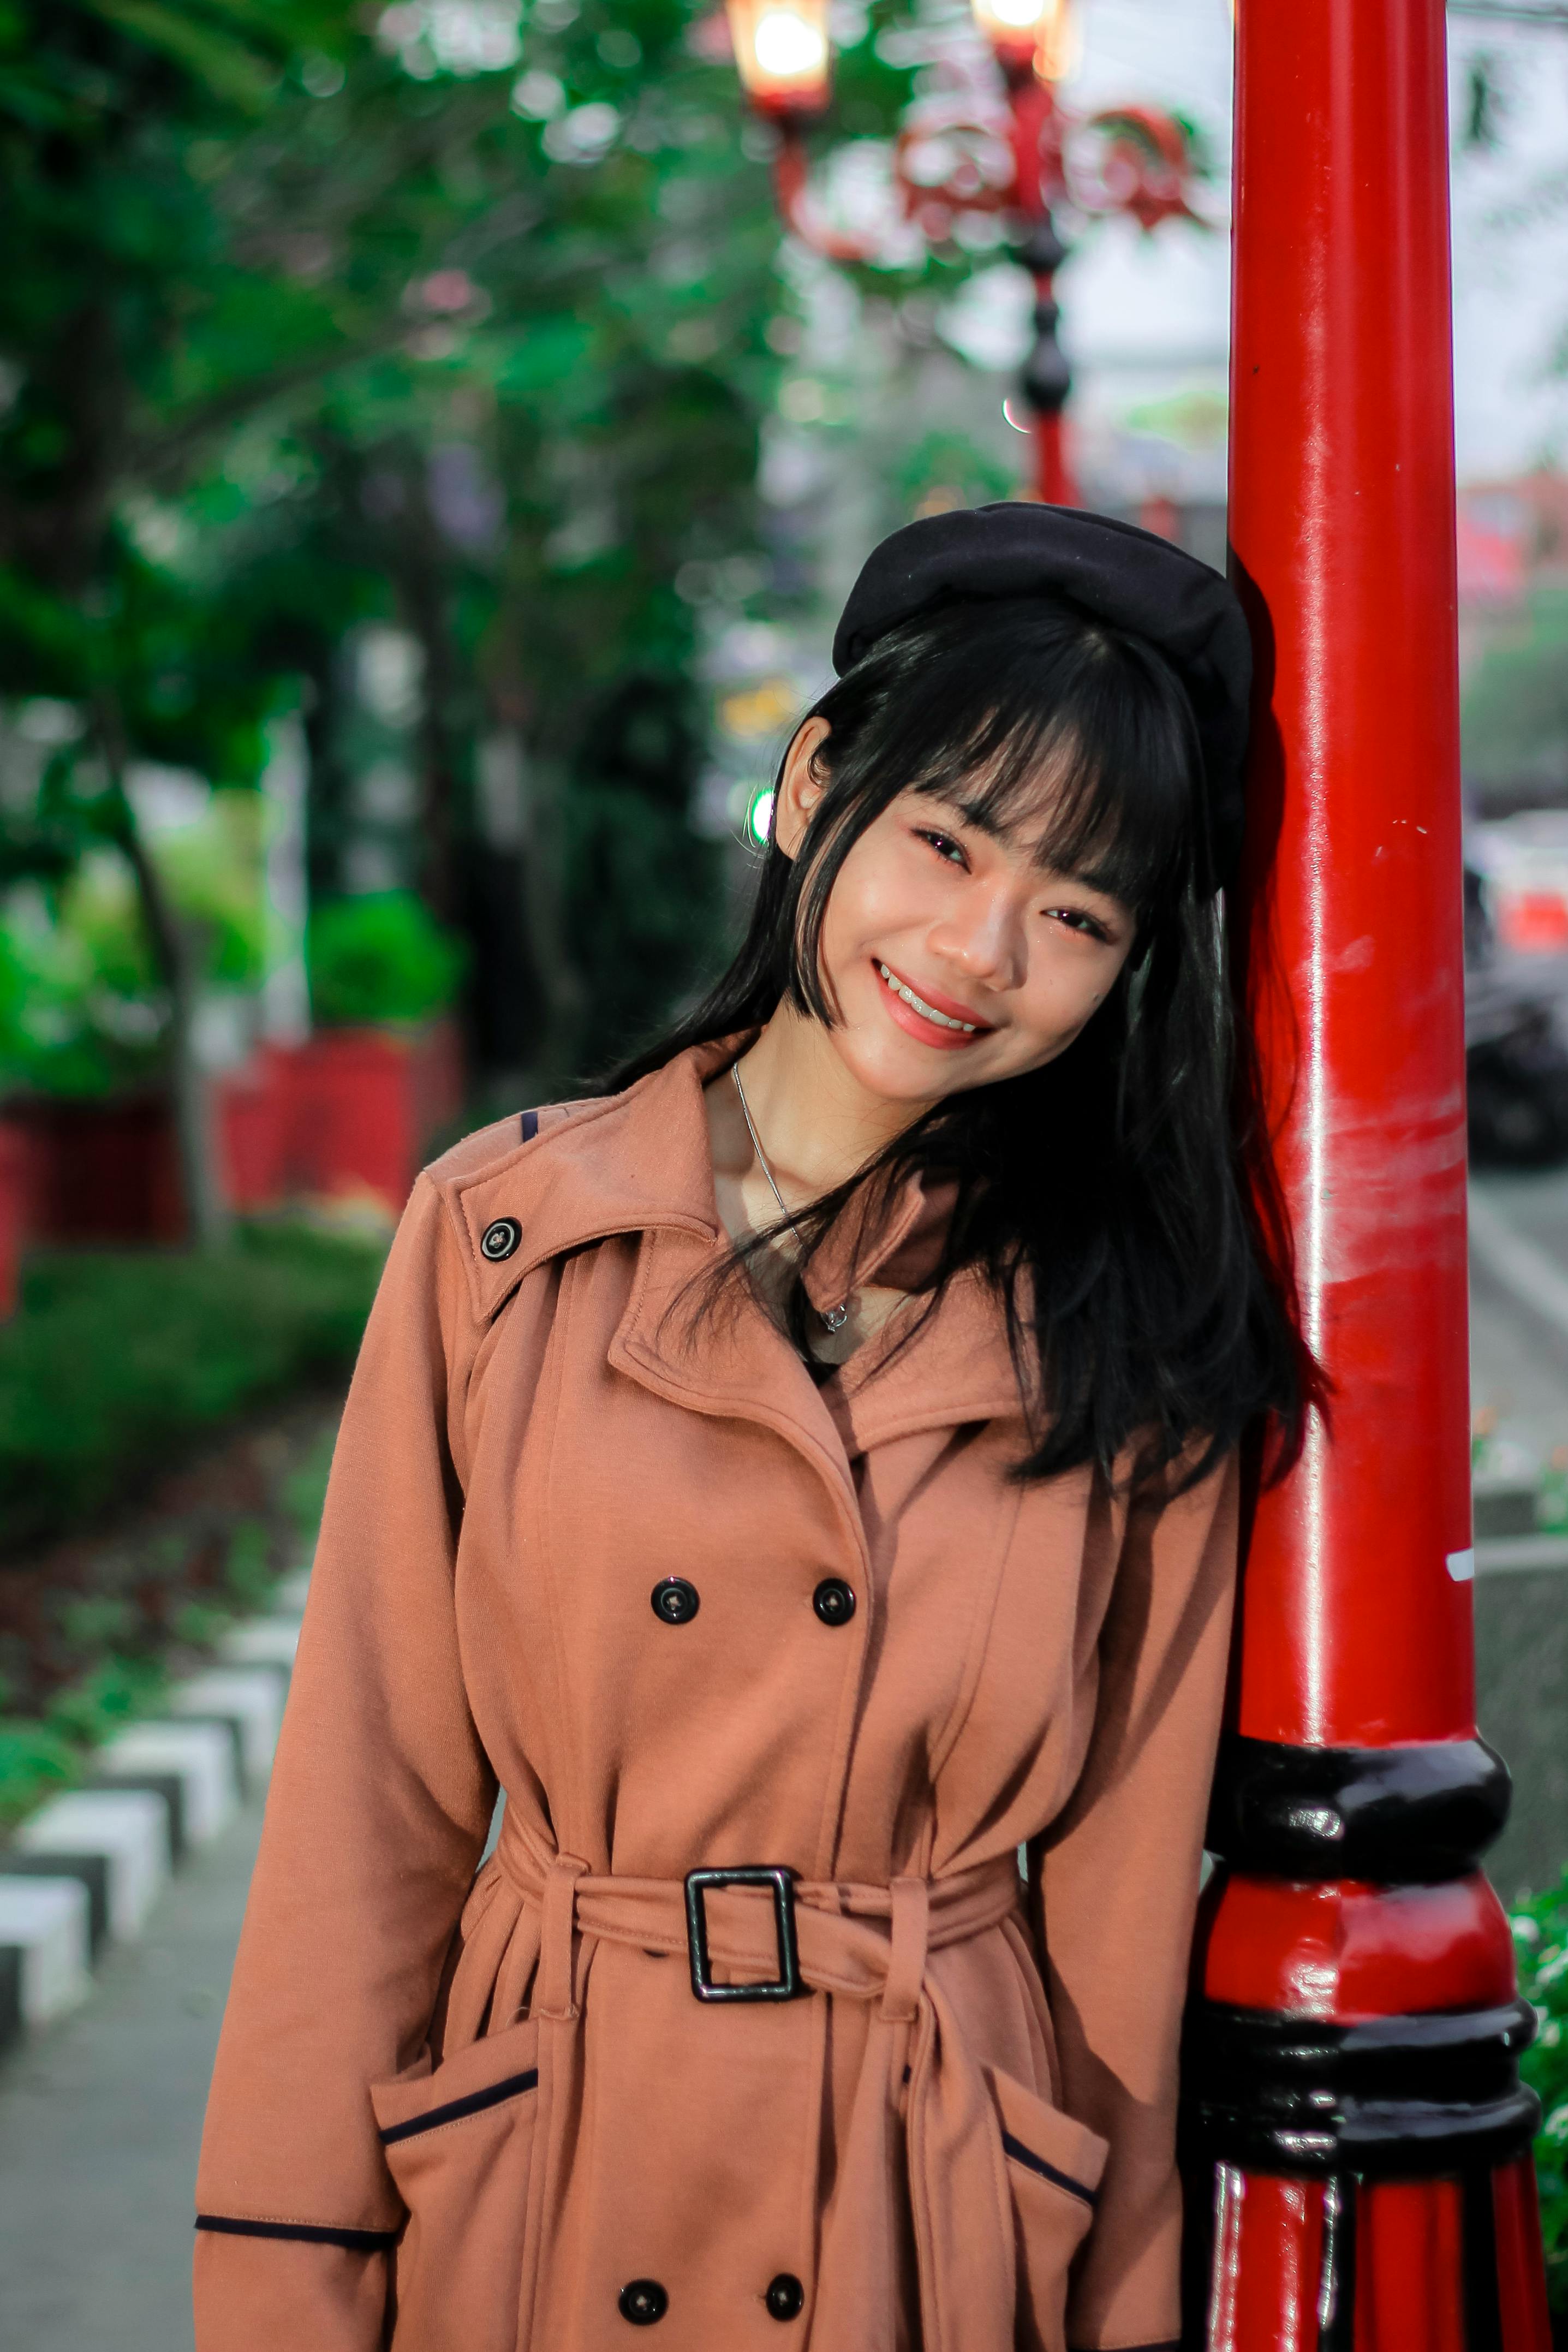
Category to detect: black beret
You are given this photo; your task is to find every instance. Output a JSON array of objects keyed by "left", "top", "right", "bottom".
[{"left": 831, "top": 500, "right": 1252, "bottom": 887}]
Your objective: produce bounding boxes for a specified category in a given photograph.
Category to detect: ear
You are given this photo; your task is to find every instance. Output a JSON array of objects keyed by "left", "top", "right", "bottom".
[{"left": 772, "top": 717, "right": 831, "bottom": 860}]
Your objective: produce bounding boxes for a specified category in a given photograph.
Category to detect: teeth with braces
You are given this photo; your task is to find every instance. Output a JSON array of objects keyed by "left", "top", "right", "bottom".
[{"left": 878, "top": 963, "right": 978, "bottom": 1032}]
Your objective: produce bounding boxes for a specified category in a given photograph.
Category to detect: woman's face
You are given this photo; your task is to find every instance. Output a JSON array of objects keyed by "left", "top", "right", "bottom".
[{"left": 775, "top": 718, "right": 1139, "bottom": 1110}]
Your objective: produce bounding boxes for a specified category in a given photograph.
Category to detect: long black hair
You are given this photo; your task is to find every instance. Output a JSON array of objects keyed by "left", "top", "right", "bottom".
[{"left": 609, "top": 592, "right": 1305, "bottom": 1494}]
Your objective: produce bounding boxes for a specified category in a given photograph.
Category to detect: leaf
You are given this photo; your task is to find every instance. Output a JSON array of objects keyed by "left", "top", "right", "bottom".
[{"left": 81, "top": 0, "right": 278, "bottom": 109}]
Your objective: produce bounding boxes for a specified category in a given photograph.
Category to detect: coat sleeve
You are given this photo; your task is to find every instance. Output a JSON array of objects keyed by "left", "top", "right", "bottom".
[
  {"left": 1028, "top": 1455, "right": 1239, "bottom": 2352},
  {"left": 194, "top": 1172, "right": 497, "bottom": 2352}
]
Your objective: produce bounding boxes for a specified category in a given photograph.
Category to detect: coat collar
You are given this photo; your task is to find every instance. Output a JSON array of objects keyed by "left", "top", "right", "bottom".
[
  {"left": 442, "top": 1045, "right": 726, "bottom": 1325},
  {"left": 442, "top": 1039, "right": 1025, "bottom": 1450}
]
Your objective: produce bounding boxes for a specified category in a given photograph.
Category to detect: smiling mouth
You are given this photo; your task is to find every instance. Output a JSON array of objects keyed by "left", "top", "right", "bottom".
[{"left": 876, "top": 962, "right": 991, "bottom": 1036}]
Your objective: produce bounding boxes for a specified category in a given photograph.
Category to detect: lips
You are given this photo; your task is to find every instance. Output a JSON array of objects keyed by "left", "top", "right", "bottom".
[{"left": 874, "top": 960, "right": 994, "bottom": 1047}]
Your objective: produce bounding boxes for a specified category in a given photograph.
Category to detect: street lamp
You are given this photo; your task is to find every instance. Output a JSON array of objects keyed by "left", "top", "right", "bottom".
[
  {"left": 968, "top": 0, "right": 1076, "bottom": 82},
  {"left": 723, "top": 0, "right": 1200, "bottom": 504},
  {"left": 724, "top": 0, "right": 833, "bottom": 117}
]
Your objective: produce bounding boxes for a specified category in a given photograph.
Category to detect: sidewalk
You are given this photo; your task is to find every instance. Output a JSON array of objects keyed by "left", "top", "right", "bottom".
[{"left": 0, "top": 1789, "right": 264, "bottom": 2351}]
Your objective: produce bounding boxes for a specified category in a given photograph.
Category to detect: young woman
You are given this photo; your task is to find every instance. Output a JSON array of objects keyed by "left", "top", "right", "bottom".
[{"left": 195, "top": 503, "right": 1300, "bottom": 2352}]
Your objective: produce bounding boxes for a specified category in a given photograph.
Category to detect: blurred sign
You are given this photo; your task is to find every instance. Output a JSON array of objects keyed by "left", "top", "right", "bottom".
[
  {"left": 1472, "top": 812, "right": 1568, "bottom": 952},
  {"left": 1457, "top": 487, "right": 1529, "bottom": 608}
]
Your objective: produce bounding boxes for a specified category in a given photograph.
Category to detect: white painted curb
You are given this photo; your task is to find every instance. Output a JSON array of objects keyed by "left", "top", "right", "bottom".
[
  {"left": 273, "top": 1563, "right": 312, "bottom": 1615},
  {"left": 217, "top": 1617, "right": 300, "bottom": 1676},
  {"left": 170, "top": 1669, "right": 283, "bottom": 1783},
  {"left": 97, "top": 1720, "right": 237, "bottom": 1849},
  {"left": 14, "top": 1791, "right": 169, "bottom": 1943},
  {"left": 0, "top": 1877, "right": 92, "bottom": 2027},
  {"left": 0, "top": 1582, "right": 313, "bottom": 2051}
]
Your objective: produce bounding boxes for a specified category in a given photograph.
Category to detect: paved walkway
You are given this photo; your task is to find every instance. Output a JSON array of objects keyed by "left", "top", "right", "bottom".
[{"left": 0, "top": 1790, "right": 264, "bottom": 2351}]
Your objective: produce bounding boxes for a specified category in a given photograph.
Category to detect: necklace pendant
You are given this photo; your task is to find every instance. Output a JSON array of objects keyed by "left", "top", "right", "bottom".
[{"left": 821, "top": 1302, "right": 850, "bottom": 1335}]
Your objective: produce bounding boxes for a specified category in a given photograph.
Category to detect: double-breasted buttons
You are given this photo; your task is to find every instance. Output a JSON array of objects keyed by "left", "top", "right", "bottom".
[
  {"left": 651, "top": 1577, "right": 700, "bottom": 1625},
  {"left": 812, "top": 1577, "right": 855, "bottom": 1627},
  {"left": 479, "top": 1217, "right": 521, "bottom": 1263},
  {"left": 618, "top": 2279, "right": 668, "bottom": 2326},
  {"left": 765, "top": 2274, "right": 806, "bottom": 2321}
]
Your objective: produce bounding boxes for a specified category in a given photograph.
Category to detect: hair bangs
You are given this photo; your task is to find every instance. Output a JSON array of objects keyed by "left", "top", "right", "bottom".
[{"left": 903, "top": 608, "right": 1206, "bottom": 921}]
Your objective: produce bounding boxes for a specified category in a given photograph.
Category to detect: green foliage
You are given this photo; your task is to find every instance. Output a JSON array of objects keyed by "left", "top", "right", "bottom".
[
  {"left": 892, "top": 431, "right": 1015, "bottom": 521},
  {"left": 0, "top": 1652, "right": 165, "bottom": 1829},
  {"left": 41, "top": 1652, "right": 164, "bottom": 1749},
  {"left": 223, "top": 1515, "right": 273, "bottom": 1610},
  {"left": 307, "top": 888, "right": 464, "bottom": 1026},
  {"left": 282, "top": 1419, "right": 335, "bottom": 1537},
  {"left": 0, "top": 781, "right": 267, "bottom": 1095},
  {"left": 1513, "top": 1870, "right": 1568, "bottom": 2309},
  {"left": 564, "top": 668, "right": 723, "bottom": 1067},
  {"left": 1462, "top": 589, "right": 1568, "bottom": 791},
  {"left": 0, "top": 0, "right": 942, "bottom": 1090},
  {"left": 0, "top": 1219, "right": 384, "bottom": 1551},
  {"left": 0, "top": 1716, "right": 77, "bottom": 1829}
]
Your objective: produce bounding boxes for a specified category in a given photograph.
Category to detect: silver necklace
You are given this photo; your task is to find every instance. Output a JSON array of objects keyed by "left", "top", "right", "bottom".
[{"left": 731, "top": 1063, "right": 850, "bottom": 1335}]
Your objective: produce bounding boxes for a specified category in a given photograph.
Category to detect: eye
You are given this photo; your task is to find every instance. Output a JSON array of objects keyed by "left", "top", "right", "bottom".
[
  {"left": 914, "top": 826, "right": 968, "bottom": 871},
  {"left": 1044, "top": 904, "right": 1112, "bottom": 943}
]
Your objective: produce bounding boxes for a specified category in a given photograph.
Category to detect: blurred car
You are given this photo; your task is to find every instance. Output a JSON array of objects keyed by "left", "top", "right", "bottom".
[{"left": 1465, "top": 855, "right": 1568, "bottom": 1166}]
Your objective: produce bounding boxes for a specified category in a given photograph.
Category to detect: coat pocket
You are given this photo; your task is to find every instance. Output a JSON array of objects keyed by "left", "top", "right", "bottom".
[
  {"left": 985, "top": 2066, "right": 1109, "bottom": 2352},
  {"left": 371, "top": 2016, "right": 541, "bottom": 2352}
]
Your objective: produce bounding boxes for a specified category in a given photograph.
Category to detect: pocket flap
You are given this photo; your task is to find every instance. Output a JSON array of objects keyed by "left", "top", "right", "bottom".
[
  {"left": 371, "top": 2015, "right": 539, "bottom": 2146},
  {"left": 985, "top": 2066, "right": 1110, "bottom": 2212}
]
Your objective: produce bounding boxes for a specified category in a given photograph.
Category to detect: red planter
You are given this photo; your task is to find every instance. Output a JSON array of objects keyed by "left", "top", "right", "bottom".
[
  {"left": 282, "top": 1031, "right": 419, "bottom": 1215},
  {"left": 216, "top": 1021, "right": 464, "bottom": 1221},
  {"left": 0, "top": 1122, "right": 32, "bottom": 1317},
  {"left": 3, "top": 1094, "right": 186, "bottom": 1247},
  {"left": 217, "top": 1047, "right": 294, "bottom": 1214},
  {"left": 0, "top": 1021, "right": 463, "bottom": 1265}
]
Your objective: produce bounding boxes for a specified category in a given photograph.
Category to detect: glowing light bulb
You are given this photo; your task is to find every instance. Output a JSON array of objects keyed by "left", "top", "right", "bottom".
[
  {"left": 726, "top": 0, "right": 833, "bottom": 114},
  {"left": 752, "top": 7, "right": 827, "bottom": 77}
]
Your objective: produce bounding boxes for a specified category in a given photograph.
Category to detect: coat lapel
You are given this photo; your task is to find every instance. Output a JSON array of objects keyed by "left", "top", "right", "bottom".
[
  {"left": 824, "top": 1270, "right": 1025, "bottom": 1457},
  {"left": 450, "top": 1037, "right": 1028, "bottom": 1506}
]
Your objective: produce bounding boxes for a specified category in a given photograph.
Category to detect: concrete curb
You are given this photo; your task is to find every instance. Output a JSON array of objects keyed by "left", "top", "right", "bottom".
[
  {"left": 0, "top": 1568, "right": 306, "bottom": 2057},
  {"left": 0, "top": 1878, "right": 92, "bottom": 2042},
  {"left": 13, "top": 1790, "right": 170, "bottom": 1950}
]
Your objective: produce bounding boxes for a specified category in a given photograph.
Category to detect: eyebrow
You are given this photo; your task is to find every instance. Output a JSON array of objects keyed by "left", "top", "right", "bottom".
[{"left": 932, "top": 788, "right": 1126, "bottom": 894}]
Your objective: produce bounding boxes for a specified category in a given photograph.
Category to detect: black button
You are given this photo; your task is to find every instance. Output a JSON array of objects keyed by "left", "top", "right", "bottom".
[
  {"left": 812, "top": 1578, "right": 855, "bottom": 1627},
  {"left": 765, "top": 2274, "right": 805, "bottom": 2321},
  {"left": 480, "top": 1217, "right": 521, "bottom": 1263},
  {"left": 619, "top": 2279, "right": 667, "bottom": 2326},
  {"left": 651, "top": 1577, "right": 700, "bottom": 1625}
]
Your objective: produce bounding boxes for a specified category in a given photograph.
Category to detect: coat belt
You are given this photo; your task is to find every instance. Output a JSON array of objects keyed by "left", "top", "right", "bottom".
[{"left": 492, "top": 1814, "right": 1030, "bottom": 2350}]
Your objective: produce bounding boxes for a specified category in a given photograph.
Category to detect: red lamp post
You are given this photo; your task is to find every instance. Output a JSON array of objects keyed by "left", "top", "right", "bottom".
[
  {"left": 1182, "top": 0, "right": 1554, "bottom": 2343},
  {"left": 722, "top": 0, "right": 1200, "bottom": 504}
]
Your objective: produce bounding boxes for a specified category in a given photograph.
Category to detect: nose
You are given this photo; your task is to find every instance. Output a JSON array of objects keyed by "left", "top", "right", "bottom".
[{"left": 928, "top": 883, "right": 1026, "bottom": 993}]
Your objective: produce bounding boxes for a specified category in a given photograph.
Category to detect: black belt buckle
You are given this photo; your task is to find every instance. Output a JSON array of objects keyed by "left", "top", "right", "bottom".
[{"left": 684, "top": 1866, "right": 801, "bottom": 2003}]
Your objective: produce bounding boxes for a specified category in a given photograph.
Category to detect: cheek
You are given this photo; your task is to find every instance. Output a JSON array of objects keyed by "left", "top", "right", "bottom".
[
  {"left": 1004, "top": 943, "right": 1128, "bottom": 1055},
  {"left": 818, "top": 831, "right": 934, "bottom": 958}
]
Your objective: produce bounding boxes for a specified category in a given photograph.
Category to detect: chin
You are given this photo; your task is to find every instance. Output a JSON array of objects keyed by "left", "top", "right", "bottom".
[
  {"left": 838, "top": 1040, "right": 956, "bottom": 1104},
  {"left": 825, "top": 980, "right": 994, "bottom": 1104}
]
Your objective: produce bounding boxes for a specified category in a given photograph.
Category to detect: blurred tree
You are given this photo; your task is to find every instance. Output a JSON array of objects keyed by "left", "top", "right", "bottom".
[
  {"left": 1463, "top": 588, "right": 1568, "bottom": 798},
  {"left": 0, "top": 0, "right": 928, "bottom": 1177}
]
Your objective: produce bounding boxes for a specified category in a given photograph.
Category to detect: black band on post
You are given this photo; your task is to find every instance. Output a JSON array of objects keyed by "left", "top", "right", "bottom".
[
  {"left": 1181, "top": 1997, "right": 1541, "bottom": 2178},
  {"left": 1204, "top": 1732, "right": 1512, "bottom": 1884}
]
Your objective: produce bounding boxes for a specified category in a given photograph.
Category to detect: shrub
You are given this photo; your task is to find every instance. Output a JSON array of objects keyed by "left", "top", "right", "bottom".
[
  {"left": 0, "top": 1221, "right": 384, "bottom": 1553},
  {"left": 307, "top": 891, "right": 464, "bottom": 1027},
  {"left": 0, "top": 1718, "right": 77, "bottom": 1828},
  {"left": 1513, "top": 1869, "right": 1568, "bottom": 2310}
]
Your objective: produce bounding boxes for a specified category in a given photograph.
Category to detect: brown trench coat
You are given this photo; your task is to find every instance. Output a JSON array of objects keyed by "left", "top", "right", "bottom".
[{"left": 194, "top": 1039, "right": 1237, "bottom": 2352}]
